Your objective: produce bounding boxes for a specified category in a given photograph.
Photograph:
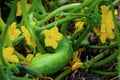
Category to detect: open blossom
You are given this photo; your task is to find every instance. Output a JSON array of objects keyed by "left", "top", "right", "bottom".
[
  {"left": 21, "top": 26, "right": 36, "bottom": 48},
  {"left": 3, "top": 47, "right": 19, "bottom": 63},
  {"left": 16, "top": 0, "right": 31, "bottom": 16},
  {"left": 21, "top": 53, "right": 41, "bottom": 66},
  {"left": 43, "top": 26, "right": 63, "bottom": 49},
  {"left": 94, "top": 5, "right": 115, "bottom": 43},
  {"left": 75, "top": 21, "right": 84, "bottom": 31},
  {"left": 26, "top": 53, "right": 41, "bottom": 62},
  {"left": 71, "top": 51, "right": 83, "bottom": 71},
  {"left": 8, "top": 22, "right": 21, "bottom": 41}
]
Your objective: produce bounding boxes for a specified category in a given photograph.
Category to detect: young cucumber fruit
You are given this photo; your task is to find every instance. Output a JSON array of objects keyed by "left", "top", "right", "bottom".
[{"left": 29, "top": 37, "right": 73, "bottom": 75}]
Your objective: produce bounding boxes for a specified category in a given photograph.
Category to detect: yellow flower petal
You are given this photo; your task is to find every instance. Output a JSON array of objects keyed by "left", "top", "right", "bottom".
[
  {"left": 72, "top": 51, "right": 81, "bottom": 63},
  {"left": 99, "top": 5, "right": 115, "bottom": 43},
  {"left": 107, "top": 29, "right": 115, "bottom": 39},
  {"left": 107, "top": 11, "right": 114, "bottom": 29},
  {"left": 115, "top": 9, "right": 118, "bottom": 16},
  {"left": 70, "top": 50, "right": 83, "bottom": 71},
  {"left": 100, "top": 24, "right": 106, "bottom": 33},
  {"left": 26, "top": 4, "right": 31, "bottom": 11},
  {"left": 21, "top": 26, "right": 36, "bottom": 48},
  {"left": 94, "top": 28, "right": 100, "bottom": 36},
  {"left": 3, "top": 47, "right": 19, "bottom": 63},
  {"left": 35, "top": 53, "right": 42, "bottom": 57},
  {"left": 45, "top": 39, "right": 57, "bottom": 49},
  {"left": 52, "top": 26, "right": 63, "bottom": 40},
  {"left": 7, "top": 55, "right": 19, "bottom": 63},
  {"left": 3, "top": 47, "right": 14, "bottom": 56},
  {"left": 100, "top": 33, "right": 107, "bottom": 43},
  {"left": 16, "top": 1, "right": 31, "bottom": 16},
  {"left": 26, "top": 53, "right": 41, "bottom": 62},
  {"left": 110, "top": 41, "right": 116, "bottom": 45},
  {"left": 72, "top": 62, "right": 83, "bottom": 71},
  {"left": 26, "top": 54, "right": 34, "bottom": 62},
  {"left": 101, "top": 5, "right": 109, "bottom": 14},
  {"left": 43, "top": 26, "right": 63, "bottom": 49},
  {"left": 70, "top": 50, "right": 83, "bottom": 70},
  {"left": 16, "top": 1, "right": 22, "bottom": 16},
  {"left": 75, "top": 21, "right": 84, "bottom": 31},
  {"left": 9, "top": 22, "right": 21, "bottom": 41}
]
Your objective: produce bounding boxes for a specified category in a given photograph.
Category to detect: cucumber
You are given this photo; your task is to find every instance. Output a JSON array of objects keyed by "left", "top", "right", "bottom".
[{"left": 29, "top": 37, "right": 73, "bottom": 75}]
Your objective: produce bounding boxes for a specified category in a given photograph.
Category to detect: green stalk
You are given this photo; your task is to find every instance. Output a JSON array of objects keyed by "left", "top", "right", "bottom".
[
  {"left": 110, "top": 1, "right": 120, "bottom": 77},
  {"left": 81, "top": 50, "right": 109, "bottom": 69},
  {"left": 71, "top": 0, "right": 94, "bottom": 12},
  {"left": 0, "top": 1, "right": 17, "bottom": 79},
  {"left": 70, "top": 30, "right": 81, "bottom": 43},
  {"left": 0, "top": 18, "right": 5, "bottom": 31},
  {"left": 0, "top": 18, "right": 12, "bottom": 46},
  {"left": 34, "top": 16, "right": 84, "bottom": 32},
  {"left": 91, "top": 50, "right": 119, "bottom": 68},
  {"left": 88, "top": 2, "right": 119, "bottom": 68},
  {"left": 35, "top": 0, "right": 95, "bottom": 33},
  {"left": 89, "top": 0, "right": 103, "bottom": 9},
  {"left": 113, "top": 0, "right": 120, "bottom": 5},
  {"left": 90, "top": 50, "right": 109, "bottom": 63},
  {"left": 27, "top": 0, "right": 37, "bottom": 12},
  {"left": 28, "top": 0, "right": 46, "bottom": 14},
  {"left": 73, "top": 0, "right": 103, "bottom": 50},
  {"left": 4, "top": 27, "right": 26, "bottom": 61},
  {"left": 12, "top": 35, "right": 24, "bottom": 45},
  {"left": 37, "top": 0, "right": 95, "bottom": 26},
  {"left": 0, "top": 65, "right": 6, "bottom": 80},
  {"left": 91, "top": 70, "right": 117, "bottom": 76},
  {"left": 56, "top": 13, "right": 89, "bottom": 16},
  {"left": 0, "top": 0, "right": 17, "bottom": 67},
  {"left": 60, "top": 23, "right": 68, "bottom": 37},
  {"left": 54, "top": 69, "right": 72, "bottom": 80},
  {"left": 60, "top": 0, "right": 95, "bottom": 38},
  {"left": 37, "top": 0, "right": 47, "bottom": 14},
  {"left": 88, "top": 44, "right": 117, "bottom": 49},
  {"left": 17, "top": 64, "right": 43, "bottom": 78},
  {"left": 59, "top": 13, "right": 89, "bottom": 37},
  {"left": 12, "top": 76, "right": 33, "bottom": 80},
  {"left": 14, "top": 51, "right": 26, "bottom": 61},
  {"left": 0, "top": 17, "right": 26, "bottom": 61},
  {"left": 37, "top": 3, "right": 81, "bottom": 25},
  {"left": 33, "top": 12, "right": 47, "bottom": 20},
  {"left": 111, "top": 0, "right": 120, "bottom": 49},
  {"left": 20, "top": 0, "right": 46, "bottom": 53},
  {"left": 73, "top": 25, "right": 91, "bottom": 50}
]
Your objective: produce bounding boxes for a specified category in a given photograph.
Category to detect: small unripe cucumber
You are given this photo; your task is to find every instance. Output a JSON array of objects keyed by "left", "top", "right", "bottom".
[{"left": 29, "top": 37, "right": 73, "bottom": 75}]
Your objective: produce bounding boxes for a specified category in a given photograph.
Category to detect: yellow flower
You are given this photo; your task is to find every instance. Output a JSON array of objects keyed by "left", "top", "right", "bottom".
[
  {"left": 43, "top": 26, "right": 63, "bottom": 49},
  {"left": 95, "top": 6, "right": 115, "bottom": 43},
  {"left": 26, "top": 53, "right": 41, "bottom": 62},
  {"left": 75, "top": 21, "right": 84, "bottom": 31},
  {"left": 94, "top": 27, "right": 100, "bottom": 36},
  {"left": 72, "top": 62, "right": 83, "bottom": 71},
  {"left": 8, "top": 22, "right": 21, "bottom": 41},
  {"left": 71, "top": 51, "right": 83, "bottom": 71},
  {"left": 115, "top": 9, "right": 118, "bottom": 16},
  {"left": 3, "top": 47, "right": 19, "bottom": 63},
  {"left": 21, "top": 26, "right": 36, "bottom": 48},
  {"left": 16, "top": 0, "right": 31, "bottom": 16}
]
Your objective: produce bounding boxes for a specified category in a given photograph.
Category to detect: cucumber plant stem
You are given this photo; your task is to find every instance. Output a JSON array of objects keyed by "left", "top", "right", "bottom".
[
  {"left": 37, "top": 3, "right": 81, "bottom": 25},
  {"left": 20, "top": 0, "right": 46, "bottom": 53},
  {"left": 91, "top": 50, "right": 119, "bottom": 68}
]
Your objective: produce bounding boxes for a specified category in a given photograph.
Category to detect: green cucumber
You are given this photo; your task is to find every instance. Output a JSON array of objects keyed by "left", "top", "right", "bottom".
[{"left": 29, "top": 37, "right": 73, "bottom": 75}]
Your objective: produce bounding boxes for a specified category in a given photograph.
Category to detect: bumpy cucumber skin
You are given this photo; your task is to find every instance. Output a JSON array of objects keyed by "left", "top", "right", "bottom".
[{"left": 29, "top": 37, "right": 73, "bottom": 75}]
